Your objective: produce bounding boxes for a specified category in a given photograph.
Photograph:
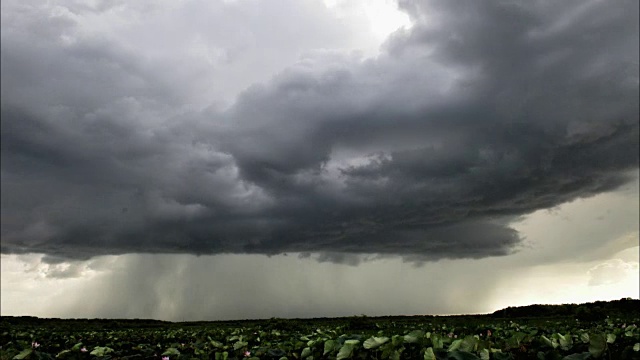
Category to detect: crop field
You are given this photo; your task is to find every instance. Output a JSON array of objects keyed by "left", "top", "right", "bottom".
[{"left": 1, "top": 300, "right": 639, "bottom": 360}]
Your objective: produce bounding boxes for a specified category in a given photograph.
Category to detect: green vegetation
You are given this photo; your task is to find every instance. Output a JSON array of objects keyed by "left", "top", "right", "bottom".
[{"left": 1, "top": 299, "right": 639, "bottom": 360}]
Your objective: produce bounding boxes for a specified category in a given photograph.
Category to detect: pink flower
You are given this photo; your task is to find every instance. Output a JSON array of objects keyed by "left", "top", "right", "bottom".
[
  {"left": 448, "top": 332, "right": 453, "bottom": 338},
  {"left": 80, "top": 347, "right": 88, "bottom": 353},
  {"left": 487, "top": 330, "right": 492, "bottom": 337},
  {"left": 31, "top": 342, "right": 40, "bottom": 349},
  {"left": 244, "top": 351, "right": 251, "bottom": 357},
  {"left": 162, "top": 356, "right": 169, "bottom": 360}
]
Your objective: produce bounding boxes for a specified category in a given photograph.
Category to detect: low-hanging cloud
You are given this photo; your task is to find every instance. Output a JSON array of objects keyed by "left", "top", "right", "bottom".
[{"left": 1, "top": 0, "right": 638, "bottom": 263}]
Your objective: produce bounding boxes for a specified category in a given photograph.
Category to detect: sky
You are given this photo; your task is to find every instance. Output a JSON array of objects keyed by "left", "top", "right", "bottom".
[{"left": 1, "top": 0, "right": 638, "bottom": 321}]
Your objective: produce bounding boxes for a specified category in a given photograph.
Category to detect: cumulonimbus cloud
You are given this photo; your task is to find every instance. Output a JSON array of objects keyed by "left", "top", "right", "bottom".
[{"left": 1, "top": 0, "right": 638, "bottom": 263}]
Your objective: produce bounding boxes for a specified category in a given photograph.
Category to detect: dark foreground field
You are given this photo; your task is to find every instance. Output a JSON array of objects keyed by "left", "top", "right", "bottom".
[{"left": 2, "top": 299, "right": 639, "bottom": 360}]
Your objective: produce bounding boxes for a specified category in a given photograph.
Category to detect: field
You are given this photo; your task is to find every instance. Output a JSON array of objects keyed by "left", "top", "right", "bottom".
[{"left": 1, "top": 299, "right": 639, "bottom": 360}]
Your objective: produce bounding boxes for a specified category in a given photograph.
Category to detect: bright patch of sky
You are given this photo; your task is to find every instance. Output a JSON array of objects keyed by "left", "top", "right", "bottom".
[{"left": 323, "top": 0, "right": 412, "bottom": 41}]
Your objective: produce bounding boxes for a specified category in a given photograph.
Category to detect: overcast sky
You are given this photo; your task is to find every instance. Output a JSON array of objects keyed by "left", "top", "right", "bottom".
[{"left": 1, "top": 0, "right": 638, "bottom": 321}]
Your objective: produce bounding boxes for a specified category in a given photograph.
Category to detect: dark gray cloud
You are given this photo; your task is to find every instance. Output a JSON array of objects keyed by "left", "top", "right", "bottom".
[{"left": 1, "top": 0, "right": 638, "bottom": 263}]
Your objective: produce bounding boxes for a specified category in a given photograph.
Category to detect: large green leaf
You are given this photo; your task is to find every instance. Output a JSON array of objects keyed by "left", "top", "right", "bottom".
[
  {"left": 307, "top": 340, "right": 316, "bottom": 347},
  {"left": 430, "top": 334, "right": 444, "bottom": 349},
  {"left": 479, "top": 349, "right": 490, "bottom": 360},
  {"left": 541, "top": 335, "right": 557, "bottom": 349},
  {"left": 459, "top": 336, "right": 477, "bottom": 352},
  {"left": 589, "top": 333, "right": 606, "bottom": 358},
  {"left": 391, "top": 335, "right": 404, "bottom": 347},
  {"left": 625, "top": 325, "right": 637, "bottom": 335},
  {"left": 300, "top": 347, "right": 311, "bottom": 358},
  {"left": 606, "top": 334, "right": 616, "bottom": 344},
  {"left": 13, "top": 349, "right": 33, "bottom": 360},
  {"left": 233, "top": 341, "right": 248, "bottom": 351},
  {"left": 336, "top": 343, "right": 355, "bottom": 360},
  {"left": 561, "top": 352, "right": 591, "bottom": 360},
  {"left": 579, "top": 333, "right": 590, "bottom": 343},
  {"left": 558, "top": 333, "right": 573, "bottom": 351},
  {"left": 55, "top": 350, "right": 71, "bottom": 359},
  {"left": 214, "top": 352, "right": 228, "bottom": 360},
  {"left": 448, "top": 339, "right": 463, "bottom": 352},
  {"left": 404, "top": 330, "right": 424, "bottom": 344},
  {"left": 363, "top": 337, "right": 389, "bottom": 349},
  {"left": 90, "top": 347, "right": 114, "bottom": 357},
  {"left": 506, "top": 332, "right": 527, "bottom": 349},
  {"left": 323, "top": 340, "right": 336, "bottom": 355},
  {"left": 162, "top": 348, "right": 180, "bottom": 356},
  {"left": 423, "top": 347, "right": 436, "bottom": 360}
]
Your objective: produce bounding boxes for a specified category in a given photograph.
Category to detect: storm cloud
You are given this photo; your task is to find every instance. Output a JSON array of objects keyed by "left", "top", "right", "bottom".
[{"left": 2, "top": 0, "right": 638, "bottom": 263}]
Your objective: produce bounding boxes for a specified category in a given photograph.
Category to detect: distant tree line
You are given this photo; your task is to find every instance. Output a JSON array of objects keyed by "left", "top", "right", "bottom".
[
  {"left": 0, "top": 316, "right": 172, "bottom": 329},
  {"left": 490, "top": 298, "right": 639, "bottom": 321},
  {"left": 2, "top": 298, "right": 638, "bottom": 328}
]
